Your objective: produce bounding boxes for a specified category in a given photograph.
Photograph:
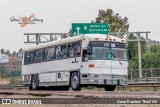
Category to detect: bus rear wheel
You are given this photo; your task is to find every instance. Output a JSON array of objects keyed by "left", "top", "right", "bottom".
[
  {"left": 71, "top": 72, "right": 81, "bottom": 91},
  {"left": 104, "top": 85, "right": 116, "bottom": 91},
  {"left": 30, "top": 75, "right": 38, "bottom": 90}
]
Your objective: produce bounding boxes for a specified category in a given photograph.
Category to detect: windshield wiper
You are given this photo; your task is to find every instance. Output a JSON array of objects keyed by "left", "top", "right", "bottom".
[{"left": 111, "top": 53, "right": 122, "bottom": 65}]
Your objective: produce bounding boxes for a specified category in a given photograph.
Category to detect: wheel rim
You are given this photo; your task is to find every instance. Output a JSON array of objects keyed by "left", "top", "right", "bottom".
[
  {"left": 32, "top": 78, "right": 37, "bottom": 89},
  {"left": 71, "top": 75, "right": 78, "bottom": 89}
]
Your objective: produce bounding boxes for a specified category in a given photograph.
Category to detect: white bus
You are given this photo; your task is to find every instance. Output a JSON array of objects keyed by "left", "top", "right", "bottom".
[{"left": 22, "top": 34, "right": 129, "bottom": 91}]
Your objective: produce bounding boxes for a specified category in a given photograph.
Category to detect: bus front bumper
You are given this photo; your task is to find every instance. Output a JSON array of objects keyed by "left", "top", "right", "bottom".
[{"left": 80, "top": 74, "right": 127, "bottom": 86}]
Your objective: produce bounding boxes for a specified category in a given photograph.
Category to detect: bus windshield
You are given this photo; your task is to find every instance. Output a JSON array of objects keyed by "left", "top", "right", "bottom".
[
  {"left": 88, "top": 41, "right": 127, "bottom": 61},
  {"left": 112, "top": 48, "right": 127, "bottom": 60}
]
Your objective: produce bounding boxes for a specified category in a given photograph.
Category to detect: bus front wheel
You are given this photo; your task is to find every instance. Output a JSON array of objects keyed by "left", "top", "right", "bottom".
[
  {"left": 30, "top": 75, "right": 38, "bottom": 90},
  {"left": 70, "top": 72, "right": 81, "bottom": 91},
  {"left": 104, "top": 85, "right": 116, "bottom": 91}
]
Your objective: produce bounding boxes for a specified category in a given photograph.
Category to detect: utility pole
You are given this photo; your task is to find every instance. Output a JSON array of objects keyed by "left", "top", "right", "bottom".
[{"left": 137, "top": 33, "right": 142, "bottom": 78}]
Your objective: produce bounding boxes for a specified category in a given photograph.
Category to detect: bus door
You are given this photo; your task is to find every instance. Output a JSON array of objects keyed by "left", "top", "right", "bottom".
[{"left": 81, "top": 49, "right": 89, "bottom": 74}]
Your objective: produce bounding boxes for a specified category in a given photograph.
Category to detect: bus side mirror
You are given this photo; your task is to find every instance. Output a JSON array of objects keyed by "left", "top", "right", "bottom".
[
  {"left": 128, "top": 48, "right": 132, "bottom": 59},
  {"left": 82, "top": 49, "right": 88, "bottom": 62},
  {"left": 87, "top": 46, "right": 91, "bottom": 55}
]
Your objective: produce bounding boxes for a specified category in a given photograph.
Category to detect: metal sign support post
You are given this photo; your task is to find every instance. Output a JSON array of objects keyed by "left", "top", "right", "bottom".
[{"left": 137, "top": 33, "right": 142, "bottom": 78}]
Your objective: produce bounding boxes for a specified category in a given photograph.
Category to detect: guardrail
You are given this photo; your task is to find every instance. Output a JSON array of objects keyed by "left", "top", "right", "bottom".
[
  {"left": 0, "top": 76, "right": 160, "bottom": 91},
  {"left": 128, "top": 77, "right": 160, "bottom": 83},
  {"left": 128, "top": 68, "right": 160, "bottom": 80},
  {"left": 118, "top": 77, "right": 160, "bottom": 91}
]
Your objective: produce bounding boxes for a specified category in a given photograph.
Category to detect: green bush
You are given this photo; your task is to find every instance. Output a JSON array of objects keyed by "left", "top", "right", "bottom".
[{"left": 9, "top": 77, "right": 22, "bottom": 85}]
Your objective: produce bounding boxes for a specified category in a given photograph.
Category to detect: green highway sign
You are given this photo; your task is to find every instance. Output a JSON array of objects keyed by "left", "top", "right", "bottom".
[{"left": 72, "top": 23, "right": 108, "bottom": 36}]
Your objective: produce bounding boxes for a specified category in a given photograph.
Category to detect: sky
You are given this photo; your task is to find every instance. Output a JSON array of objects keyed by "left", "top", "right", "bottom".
[{"left": 0, "top": 0, "right": 160, "bottom": 52}]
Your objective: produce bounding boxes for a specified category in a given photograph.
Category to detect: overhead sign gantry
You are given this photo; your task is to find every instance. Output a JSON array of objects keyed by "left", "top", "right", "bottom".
[{"left": 24, "top": 33, "right": 71, "bottom": 45}]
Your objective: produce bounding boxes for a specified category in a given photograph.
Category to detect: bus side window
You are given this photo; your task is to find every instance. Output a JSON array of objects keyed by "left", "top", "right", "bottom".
[
  {"left": 61, "top": 45, "right": 67, "bottom": 59},
  {"left": 44, "top": 47, "right": 55, "bottom": 61},
  {"left": 28, "top": 51, "right": 34, "bottom": 64},
  {"left": 73, "top": 42, "right": 80, "bottom": 56},
  {"left": 34, "top": 49, "right": 44, "bottom": 63},
  {"left": 56, "top": 46, "right": 61, "bottom": 59},
  {"left": 44, "top": 48, "right": 48, "bottom": 61},
  {"left": 39, "top": 49, "right": 44, "bottom": 62},
  {"left": 24, "top": 52, "right": 29, "bottom": 64},
  {"left": 34, "top": 50, "right": 39, "bottom": 63},
  {"left": 68, "top": 43, "right": 74, "bottom": 57}
]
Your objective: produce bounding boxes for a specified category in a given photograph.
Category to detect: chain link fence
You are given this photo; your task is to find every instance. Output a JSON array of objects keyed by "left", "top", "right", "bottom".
[
  {"left": 1, "top": 68, "right": 160, "bottom": 85},
  {"left": 0, "top": 76, "right": 21, "bottom": 85},
  {"left": 128, "top": 68, "right": 160, "bottom": 80}
]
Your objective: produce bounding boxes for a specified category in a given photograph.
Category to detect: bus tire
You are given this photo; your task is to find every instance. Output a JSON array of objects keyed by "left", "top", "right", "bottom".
[
  {"left": 104, "top": 85, "right": 116, "bottom": 91},
  {"left": 30, "top": 75, "right": 38, "bottom": 90},
  {"left": 71, "top": 72, "right": 81, "bottom": 91}
]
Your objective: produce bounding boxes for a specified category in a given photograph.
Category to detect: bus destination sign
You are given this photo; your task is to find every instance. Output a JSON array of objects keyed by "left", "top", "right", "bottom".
[{"left": 72, "top": 23, "right": 108, "bottom": 36}]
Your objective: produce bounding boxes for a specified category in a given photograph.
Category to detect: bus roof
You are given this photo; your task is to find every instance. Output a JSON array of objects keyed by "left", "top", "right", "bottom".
[{"left": 24, "top": 34, "right": 126, "bottom": 51}]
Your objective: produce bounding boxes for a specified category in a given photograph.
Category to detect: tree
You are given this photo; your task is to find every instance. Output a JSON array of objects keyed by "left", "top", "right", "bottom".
[
  {"left": 13, "top": 51, "right": 16, "bottom": 55},
  {"left": 0, "top": 64, "right": 6, "bottom": 77},
  {"left": 69, "top": 9, "right": 129, "bottom": 33},
  {"left": 150, "top": 45, "right": 160, "bottom": 53},
  {"left": 19, "top": 48, "right": 23, "bottom": 52},
  {"left": 1, "top": 48, "right": 5, "bottom": 54},
  {"left": 5, "top": 50, "right": 10, "bottom": 55},
  {"left": 142, "top": 45, "right": 160, "bottom": 68},
  {"left": 93, "top": 9, "right": 129, "bottom": 32},
  {"left": 4, "top": 70, "right": 21, "bottom": 77}
]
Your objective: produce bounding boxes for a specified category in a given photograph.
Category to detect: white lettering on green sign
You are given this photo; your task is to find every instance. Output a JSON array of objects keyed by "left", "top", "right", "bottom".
[{"left": 72, "top": 23, "right": 108, "bottom": 36}]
